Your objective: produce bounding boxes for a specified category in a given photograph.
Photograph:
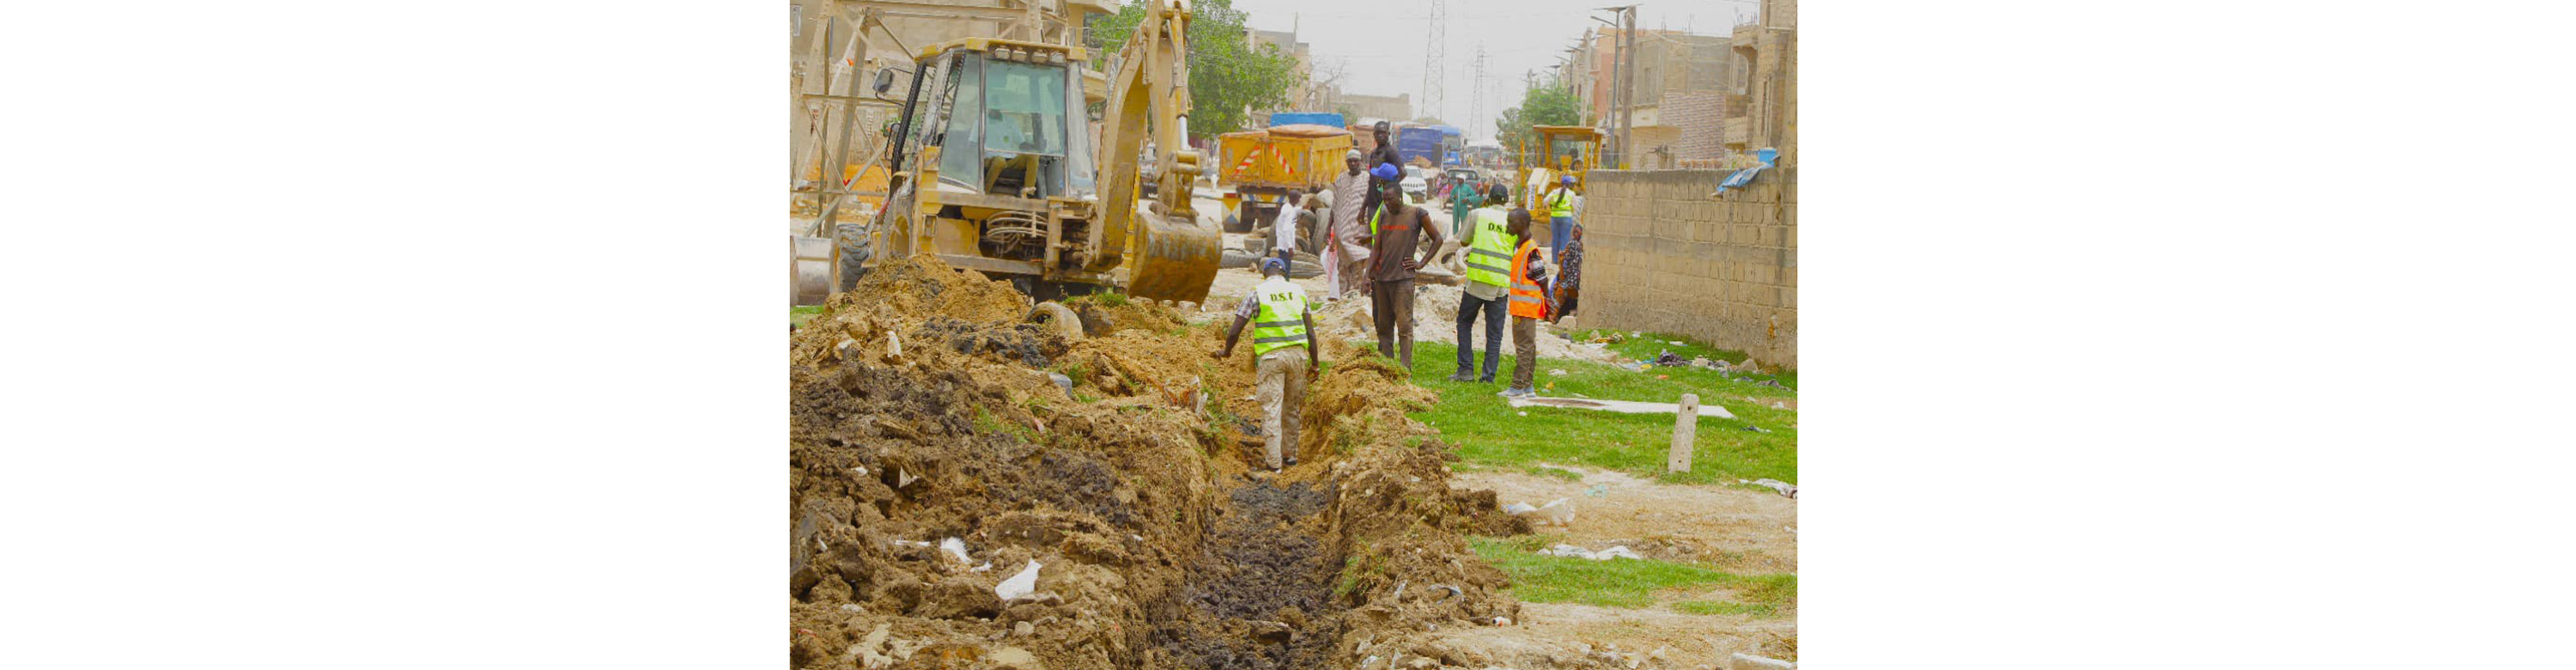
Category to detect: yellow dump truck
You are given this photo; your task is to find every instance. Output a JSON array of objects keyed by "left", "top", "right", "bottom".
[{"left": 1214, "top": 124, "right": 1352, "bottom": 245}]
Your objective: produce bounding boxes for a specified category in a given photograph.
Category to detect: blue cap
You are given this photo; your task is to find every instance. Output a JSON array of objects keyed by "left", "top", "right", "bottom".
[
  {"left": 1371, "top": 163, "right": 1401, "bottom": 181},
  {"left": 1561, "top": 175, "right": 1576, "bottom": 185},
  {"left": 1260, "top": 257, "right": 1289, "bottom": 275}
]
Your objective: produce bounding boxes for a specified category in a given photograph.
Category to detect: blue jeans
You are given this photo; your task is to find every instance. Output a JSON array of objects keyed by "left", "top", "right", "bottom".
[
  {"left": 1551, "top": 216, "right": 1575, "bottom": 259},
  {"left": 1455, "top": 289, "right": 1508, "bottom": 380}
]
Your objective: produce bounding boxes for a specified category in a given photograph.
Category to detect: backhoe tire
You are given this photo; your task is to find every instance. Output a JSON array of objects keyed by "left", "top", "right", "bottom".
[
  {"left": 1027, "top": 302, "right": 1084, "bottom": 343},
  {"left": 834, "top": 222, "right": 872, "bottom": 292}
]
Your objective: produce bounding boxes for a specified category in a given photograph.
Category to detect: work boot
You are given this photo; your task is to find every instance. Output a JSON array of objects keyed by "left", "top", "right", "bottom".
[
  {"left": 1503, "top": 386, "right": 1533, "bottom": 398},
  {"left": 1445, "top": 371, "right": 1472, "bottom": 382},
  {"left": 1475, "top": 375, "right": 1495, "bottom": 384}
]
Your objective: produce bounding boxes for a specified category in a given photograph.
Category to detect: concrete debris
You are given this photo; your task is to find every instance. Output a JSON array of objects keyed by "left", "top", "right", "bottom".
[
  {"left": 1751, "top": 478, "right": 1798, "bottom": 498},
  {"left": 848, "top": 623, "right": 894, "bottom": 668},
  {"left": 1732, "top": 651, "right": 1797, "bottom": 669},
  {"left": 1548, "top": 368, "right": 1566, "bottom": 376},
  {"left": 1499, "top": 502, "right": 1537, "bottom": 515},
  {"left": 1507, "top": 395, "right": 1740, "bottom": 418},
  {"left": 938, "top": 537, "right": 969, "bottom": 563},
  {"left": 1540, "top": 544, "right": 1643, "bottom": 561}
]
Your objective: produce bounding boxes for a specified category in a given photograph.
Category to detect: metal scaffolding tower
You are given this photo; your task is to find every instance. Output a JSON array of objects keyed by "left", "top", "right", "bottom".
[{"left": 1467, "top": 45, "right": 1488, "bottom": 140}]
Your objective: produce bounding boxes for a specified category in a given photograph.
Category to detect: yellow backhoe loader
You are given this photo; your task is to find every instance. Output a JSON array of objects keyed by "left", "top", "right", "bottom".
[
  {"left": 1513, "top": 125, "right": 1602, "bottom": 210},
  {"left": 802, "top": 0, "right": 1218, "bottom": 304}
]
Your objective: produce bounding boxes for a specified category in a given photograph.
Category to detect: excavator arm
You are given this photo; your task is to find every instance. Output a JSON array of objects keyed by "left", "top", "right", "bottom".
[{"left": 1089, "top": 0, "right": 1218, "bottom": 303}]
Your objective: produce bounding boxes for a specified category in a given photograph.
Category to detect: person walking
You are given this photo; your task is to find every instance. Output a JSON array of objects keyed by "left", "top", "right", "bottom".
[
  {"left": 1326, "top": 149, "right": 1371, "bottom": 300},
  {"left": 1266, "top": 186, "right": 1310, "bottom": 265},
  {"left": 1214, "top": 258, "right": 1320, "bottom": 472},
  {"left": 1449, "top": 183, "right": 1516, "bottom": 383},
  {"left": 1448, "top": 173, "right": 1479, "bottom": 237},
  {"left": 1358, "top": 177, "right": 1444, "bottom": 369},
  {"left": 1540, "top": 174, "right": 1583, "bottom": 259},
  {"left": 1504, "top": 210, "right": 1553, "bottom": 398},
  {"left": 1551, "top": 221, "right": 1583, "bottom": 324}
]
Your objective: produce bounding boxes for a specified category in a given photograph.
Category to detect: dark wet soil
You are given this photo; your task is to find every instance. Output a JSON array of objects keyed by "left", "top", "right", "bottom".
[{"left": 1150, "top": 479, "right": 1348, "bottom": 669}]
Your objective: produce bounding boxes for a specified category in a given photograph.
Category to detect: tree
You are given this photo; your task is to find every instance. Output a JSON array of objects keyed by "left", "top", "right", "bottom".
[
  {"left": 1495, "top": 79, "right": 1581, "bottom": 159},
  {"left": 1087, "top": 0, "right": 1303, "bottom": 141}
]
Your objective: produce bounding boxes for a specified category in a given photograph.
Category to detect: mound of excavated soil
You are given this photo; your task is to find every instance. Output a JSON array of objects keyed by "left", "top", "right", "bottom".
[{"left": 791, "top": 254, "right": 1528, "bottom": 670}]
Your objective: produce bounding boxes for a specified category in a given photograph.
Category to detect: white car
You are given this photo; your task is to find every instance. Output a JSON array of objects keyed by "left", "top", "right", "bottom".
[{"left": 1400, "top": 165, "right": 1429, "bottom": 204}]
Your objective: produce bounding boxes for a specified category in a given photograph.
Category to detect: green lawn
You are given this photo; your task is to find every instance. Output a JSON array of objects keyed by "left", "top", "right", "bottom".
[
  {"left": 1471, "top": 537, "right": 1795, "bottom": 616},
  {"left": 1395, "top": 339, "right": 1796, "bottom": 485}
]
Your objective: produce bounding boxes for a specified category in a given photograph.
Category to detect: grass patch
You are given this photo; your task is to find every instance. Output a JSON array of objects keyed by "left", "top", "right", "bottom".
[
  {"left": 1399, "top": 340, "right": 1795, "bottom": 484},
  {"left": 790, "top": 305, "right": 826, "bottom": 328},
  {"left": 971, "top": 407, "right": 1038, "bottom": 442},
  {"left": 1068, "top": 290, "right": 1129, "bottom": 308},
  {"left": 1571, "top": 329, "right": 1795, "bottom": 390},
  {"left": 1470, "top": 537, "right": 1795, "bottom": 612},
  {"left": 1673, "top": 600, "right": 1771, "bottom": 616},
  {"left": 1526, "top": 465, "right": 1585, "bottom": 482}
]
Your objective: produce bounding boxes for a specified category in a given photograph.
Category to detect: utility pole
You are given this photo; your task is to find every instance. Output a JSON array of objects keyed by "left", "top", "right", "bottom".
[
  {"left": 1595, "top": 4, "right": 1639, "bottom": 169},
  {"left": 1621, "top": 4, "right": 1637, "bottom": 168},
  {"left": 1420, "top": 0, "right": 1447, "bottom": 125}
]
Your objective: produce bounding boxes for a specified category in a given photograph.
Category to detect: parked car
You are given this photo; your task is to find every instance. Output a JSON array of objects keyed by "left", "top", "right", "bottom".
[{"left": 1400, "top": 165, "right": 1429, "bottom": 203}]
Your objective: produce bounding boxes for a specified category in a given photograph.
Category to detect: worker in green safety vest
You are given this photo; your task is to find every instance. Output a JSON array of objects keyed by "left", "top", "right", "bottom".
[
  {"left": 1540, "top": 174, "right": 1582, "bottom": 259},
  {"left": 1448, "top": 183, "right": 1517, "bottom": 383},
  {"left": 1214, "top": 257, "right": 1321, "bottom": 472}
]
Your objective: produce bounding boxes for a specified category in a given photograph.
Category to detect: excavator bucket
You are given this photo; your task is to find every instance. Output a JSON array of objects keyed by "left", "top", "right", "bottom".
[
  {"left": 1121, "top": 211, "right": 1220, "bottom": 304},
  {"left": 790, "top": 234, "right": 835, "bottom": 306}
]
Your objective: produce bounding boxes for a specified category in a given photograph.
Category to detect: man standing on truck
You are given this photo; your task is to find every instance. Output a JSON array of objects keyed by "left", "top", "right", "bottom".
[
  {"left": 1214, "top": 257, "right": 1320, "bottom": 472},
  {"left": 1326, "top": 149, "right": 1371, "bottom": 300},
  {"left": 1358, "top": 178, "right": 1445, "bottom": 369},
  {"left": 1362, "top": 120, "right": 1403, "bottom": 218}
]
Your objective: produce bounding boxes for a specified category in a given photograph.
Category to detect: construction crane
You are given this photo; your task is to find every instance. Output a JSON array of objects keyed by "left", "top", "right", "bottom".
[{"left": 794, "top": 0, "right": 1219, "bottom": 304}]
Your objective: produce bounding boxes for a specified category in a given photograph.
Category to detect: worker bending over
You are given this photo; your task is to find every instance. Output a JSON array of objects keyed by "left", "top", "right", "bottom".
[
  {"left": 1449, "top": 183, "right": 1516, "bottom": 383},
  {"left": 1505, "top": 210, "right": 1554, "bottom": 399},
  {"left": 1214, "top": 258, "right": 1321, "bottom": 471}
]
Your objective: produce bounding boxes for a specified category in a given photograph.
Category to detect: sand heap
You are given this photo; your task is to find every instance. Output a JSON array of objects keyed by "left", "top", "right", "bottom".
[{"left": 791, "top": 255, "right": 1527, "bottom": 670}]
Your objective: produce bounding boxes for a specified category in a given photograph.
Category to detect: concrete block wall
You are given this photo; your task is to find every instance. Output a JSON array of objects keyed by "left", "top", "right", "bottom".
[{"left": 1568, "top": 168, "right": 1796, "bottom": 368}]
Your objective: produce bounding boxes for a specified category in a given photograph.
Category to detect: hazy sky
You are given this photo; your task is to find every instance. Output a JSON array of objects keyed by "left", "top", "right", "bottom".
[{"left": 1221, "top": 0, "right": 1761, "bottom": 143}]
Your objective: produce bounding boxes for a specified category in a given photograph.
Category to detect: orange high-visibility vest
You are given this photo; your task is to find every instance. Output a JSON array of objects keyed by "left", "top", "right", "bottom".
[{"left": 1509, "top": 239, "right": 1547, "bottom": 319}]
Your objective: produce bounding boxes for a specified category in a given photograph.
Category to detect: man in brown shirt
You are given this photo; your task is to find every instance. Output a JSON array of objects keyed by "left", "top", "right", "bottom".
[{"left": 1357, "top": 178, "right": 1445, "bottom": 368}]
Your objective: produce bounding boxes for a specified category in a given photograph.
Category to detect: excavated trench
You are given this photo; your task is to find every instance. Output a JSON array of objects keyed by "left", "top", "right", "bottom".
[
  {"left": 788, "top": 256, "right": 1527, "bottom": 670},
  {"left": 1149, "top": 480, "right": 1346, "bottom": 668}
]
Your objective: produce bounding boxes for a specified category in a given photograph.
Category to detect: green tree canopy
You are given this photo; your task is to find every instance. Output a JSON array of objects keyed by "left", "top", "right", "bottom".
[
  {"left": 1088, "top": 0, "right": 1302, "bottom": 141},
  {"left": 1496, "top": 79, "right": 1582, "bottom": 158}
]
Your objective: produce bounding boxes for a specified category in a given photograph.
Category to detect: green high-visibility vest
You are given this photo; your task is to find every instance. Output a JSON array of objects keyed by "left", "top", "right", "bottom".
[
  {"left": 1250, "top": 277, "right": 1313, "bottom": 356},
  {"left": 1546, "top": 190, "right": 1577, "bottom": 218},
  {"left": 1462, "top": 207, "right": 1514, "bottom": 288}
]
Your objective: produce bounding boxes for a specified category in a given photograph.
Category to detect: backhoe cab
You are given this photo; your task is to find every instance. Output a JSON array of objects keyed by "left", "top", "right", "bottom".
[{"left": 852, "top": 36, "right": 1218, "bottom": 302}]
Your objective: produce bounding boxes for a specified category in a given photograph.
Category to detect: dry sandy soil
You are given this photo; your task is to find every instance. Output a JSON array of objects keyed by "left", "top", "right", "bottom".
[
  {"left": 1429, "top": 466, "right": 1800, "bottom": 668},
  {"left": 1456, "top": 466, "right": 1798, "bottom": 573}
]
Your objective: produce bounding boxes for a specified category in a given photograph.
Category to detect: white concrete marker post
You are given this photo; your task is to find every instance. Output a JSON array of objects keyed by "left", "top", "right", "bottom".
[{"left": 1669, "top": 393, "right": 1698, "bottom": 473}]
